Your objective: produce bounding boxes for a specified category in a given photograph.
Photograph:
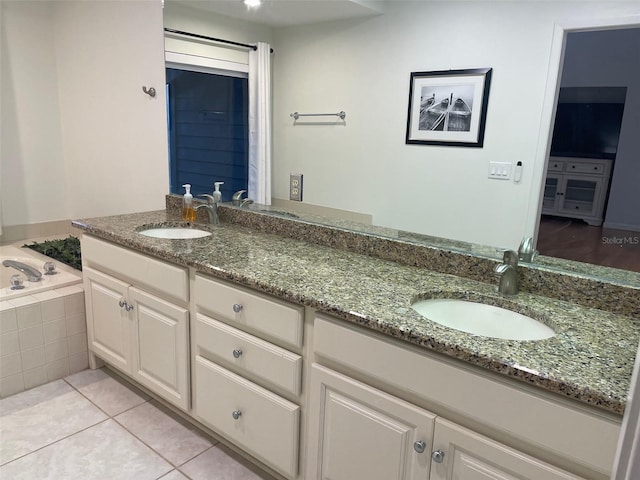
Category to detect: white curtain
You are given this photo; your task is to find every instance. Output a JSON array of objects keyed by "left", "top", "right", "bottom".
[{"left": 248, "top": 42, "right": 272, "bottom": 205}]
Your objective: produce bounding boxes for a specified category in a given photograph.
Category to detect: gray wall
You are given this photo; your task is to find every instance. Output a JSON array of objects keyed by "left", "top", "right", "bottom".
[{"left": 561, "top": 28, "right": 640, "bottom": 231}]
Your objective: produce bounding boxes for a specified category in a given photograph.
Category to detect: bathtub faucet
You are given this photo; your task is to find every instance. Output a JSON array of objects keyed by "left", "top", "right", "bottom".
[{"left": 2, "top": 260, "right": 42, "bottom": 282}]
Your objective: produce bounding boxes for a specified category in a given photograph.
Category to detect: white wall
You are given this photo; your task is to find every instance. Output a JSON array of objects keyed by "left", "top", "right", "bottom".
[
  {"left": 561, "top": 28, "right": 640, "bottom": 232},
  {"left": 271, "top": 1, "right": 640, "bottom": 248},
  {"left": 1, "top": 1, "right": 67, "bottom": 228},
  {"left": 163, "top": 2, "right": 273, "bottom": 66},
  {"left": 54, "top": 0, "right": 169, "bottom": 220},
  {"left": 1, "top": 0, "right": 170, "bottom": 236}
]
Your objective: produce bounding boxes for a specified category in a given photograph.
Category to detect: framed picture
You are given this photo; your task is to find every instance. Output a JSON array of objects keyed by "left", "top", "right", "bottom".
[{"left": 405, "top": 68, "right": 492, "bottom": 147}]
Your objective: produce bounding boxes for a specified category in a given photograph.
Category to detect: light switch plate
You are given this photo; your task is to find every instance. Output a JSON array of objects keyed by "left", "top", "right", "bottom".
[{"left": 488, "top": 162, "right": 512, "bottom": 180}]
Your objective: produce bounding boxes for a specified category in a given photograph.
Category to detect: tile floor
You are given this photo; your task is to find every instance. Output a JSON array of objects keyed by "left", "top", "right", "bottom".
[{"left": 0, "top": 367, "right": 275, "bottom": 479}]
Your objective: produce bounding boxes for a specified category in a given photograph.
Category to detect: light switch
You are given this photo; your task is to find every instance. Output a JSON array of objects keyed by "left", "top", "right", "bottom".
[{"left": 488, "top": 162, "right": 512, "bottom": 180}]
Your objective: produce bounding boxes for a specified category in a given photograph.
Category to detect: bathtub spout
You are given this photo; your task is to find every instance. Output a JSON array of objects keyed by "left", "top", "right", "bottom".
[{"left": 3, "top": 260, "right": 42, "bottom": 282}]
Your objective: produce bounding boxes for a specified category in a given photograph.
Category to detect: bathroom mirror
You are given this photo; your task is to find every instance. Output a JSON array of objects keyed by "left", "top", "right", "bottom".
[{"left": 164, "top": 4, "right": 640, "bottom": 285}]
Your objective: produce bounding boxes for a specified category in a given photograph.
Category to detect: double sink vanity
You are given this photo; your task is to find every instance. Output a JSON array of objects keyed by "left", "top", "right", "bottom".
[{"left": 72, "top": 198, "right": 639, "bottom": 480}]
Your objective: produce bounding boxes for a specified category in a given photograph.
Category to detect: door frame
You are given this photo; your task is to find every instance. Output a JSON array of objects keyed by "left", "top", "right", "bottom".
[{"left": 526, "top": 14, "right": 640, "bottom": 244}]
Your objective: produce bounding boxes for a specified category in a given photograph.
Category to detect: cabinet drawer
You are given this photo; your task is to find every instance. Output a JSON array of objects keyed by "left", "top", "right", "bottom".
[
  {"left": 195, "top": 313, "right": 302, "bottom": 396},
  {"left": 547, "top": 160, "right": 564, "bottom": 172},
  {"left": 313, "top": 315, "right": 619, "bottom": 477},
  {"left": 195, "top": 274, "right": 303, "bottom": 348},
  {"left": 82, "top": 235, "right": 188, "bottom": 303},
  {"left": 566, "top": 161, "right": 606, "bottom": 175},
  {"left": 194, "top": 356, "right": 300, "bottom": 479}
]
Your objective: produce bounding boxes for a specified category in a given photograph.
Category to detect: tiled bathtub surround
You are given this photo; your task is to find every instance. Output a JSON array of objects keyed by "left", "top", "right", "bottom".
[{"left": 0, "top": 285, "right": 88, "bottom": 398}]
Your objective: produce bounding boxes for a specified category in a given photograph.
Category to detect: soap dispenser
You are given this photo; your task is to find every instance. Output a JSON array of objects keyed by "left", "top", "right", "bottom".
[
  {"left": 182, "top": 184, "right": 196, "bottom": 222},
  {"left": 212, "top": 182, "right": 224, "bottom": 204}
]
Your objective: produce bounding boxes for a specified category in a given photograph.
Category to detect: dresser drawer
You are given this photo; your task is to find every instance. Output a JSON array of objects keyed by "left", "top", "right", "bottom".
[
  {"left": 195, "top": 274, "right": 303, "bottom": 348},
  {"left": 547, "top": 160, "right": 564, "bottom": 172},
  {"left": 566, "top": 161, "right": 607, "bottom": 175},
  {"left": 195, "top": 313, "right": 302, "bottom": 396},
  {"left": 194, "top": 356, "right": 300, "bottom": 479},
  {"left": 82, "top": 235, "right": 188, "bottom": 303}
]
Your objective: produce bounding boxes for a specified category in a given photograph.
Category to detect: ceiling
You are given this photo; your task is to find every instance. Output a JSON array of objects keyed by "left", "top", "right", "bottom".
[{"left": 168, "top": 0, "right": 386, "bottom": 28}]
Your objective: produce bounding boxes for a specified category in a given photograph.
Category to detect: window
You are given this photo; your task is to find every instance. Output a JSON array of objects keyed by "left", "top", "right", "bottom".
[{"left": 166, "top": 68, "right": 248, "bottom": 201}]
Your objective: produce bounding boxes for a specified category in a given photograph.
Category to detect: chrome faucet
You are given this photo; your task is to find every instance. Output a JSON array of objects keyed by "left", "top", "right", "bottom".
[
  {"left": 3, "top": 260, "right": 42, "bottom": 282},
  {"left": 195, "top": 194, "right": 220, "bottom": 225},
  {"left": 232, "top": 190, "right": 254, "bottom": 208},
  {"left": 495, "top": 250, "right": 519, "bottom": 295},
  {"left": 518, "top": 237, "right": 538, "bottom": 263}
]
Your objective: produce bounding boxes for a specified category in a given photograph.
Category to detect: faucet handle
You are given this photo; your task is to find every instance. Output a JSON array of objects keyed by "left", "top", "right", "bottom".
[
  {"left": 501, "top": 250, "right": 519, "bottom": 266},
  {"left": 518, "top": 237, "right": 538, "bottom": 263},
  {"left": 232, "top": 190, "right": 247, "bottom": 206},
  {"left": 199, "top": 194, "right": 215, "bottom": 205}
]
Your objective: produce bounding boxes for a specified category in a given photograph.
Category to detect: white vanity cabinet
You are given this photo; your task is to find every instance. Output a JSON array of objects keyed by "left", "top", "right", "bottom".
[
  {"left": 192, "top": 274, "right": 304, "bottom": 479},
  {"left": 430, "top": 418, "right": 580, "bottom": 480},
  {"left": 308, "top": 314, "right": 619, "bottom": 480},
  {"left": 81, "top": 236, "right": 190, "bottom": 411},
  {"left": 306, "top": 364, "right": 436, "bottom": 480},
  {"left": 306, "top": 363, "right": 581, "bottom": 480}
]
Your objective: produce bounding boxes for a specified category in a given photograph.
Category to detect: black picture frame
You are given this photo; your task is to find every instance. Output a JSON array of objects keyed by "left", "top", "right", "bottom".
[{"left": 405, "top": 68, "right": 492, "bottom": 147}]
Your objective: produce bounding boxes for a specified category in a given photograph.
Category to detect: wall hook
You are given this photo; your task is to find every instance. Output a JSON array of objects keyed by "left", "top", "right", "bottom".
[{"left": 142, "top": 86, "right": 156, "bottom": 98}]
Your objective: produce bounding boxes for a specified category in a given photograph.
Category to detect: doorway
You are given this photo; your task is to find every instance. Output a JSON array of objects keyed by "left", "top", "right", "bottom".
[{"left": 534, "top": 26, "right": 640, "bottom": 271}]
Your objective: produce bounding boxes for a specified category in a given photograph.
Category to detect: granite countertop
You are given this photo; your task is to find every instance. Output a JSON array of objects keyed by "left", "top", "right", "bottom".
[{"left": 72, "top": 210, "right": 640, "bottom": 416}]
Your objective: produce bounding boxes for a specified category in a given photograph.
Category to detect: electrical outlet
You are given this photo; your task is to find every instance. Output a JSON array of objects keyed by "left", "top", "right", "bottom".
[{"left": 290, "top": 174, "right": 303, "bottom": 201}]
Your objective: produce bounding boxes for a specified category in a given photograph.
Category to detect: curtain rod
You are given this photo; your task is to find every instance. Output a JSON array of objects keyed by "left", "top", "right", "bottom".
[{"left": 164, "top": 28, "right": 273, "bottom": 53}]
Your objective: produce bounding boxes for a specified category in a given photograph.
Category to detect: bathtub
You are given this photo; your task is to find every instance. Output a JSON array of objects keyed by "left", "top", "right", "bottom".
[
  {"left": 0, "top": 242, "right": 88, "bottom": 398},
  {"left": 1, "top": 244, "right": 82, "bottom": 300}
]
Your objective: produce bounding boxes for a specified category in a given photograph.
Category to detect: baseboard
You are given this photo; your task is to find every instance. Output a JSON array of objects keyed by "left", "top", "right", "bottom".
[
  {"left": 0, "top": 219, "right": 75, "bottom": 245},
  {"left": 602, "top": 221, "right": 640, "bottom": 233}
]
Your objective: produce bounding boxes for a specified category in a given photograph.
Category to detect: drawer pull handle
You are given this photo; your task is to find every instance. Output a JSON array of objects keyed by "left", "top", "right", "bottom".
[
  {"left": 233, "top": 303, "right": 243, "bottom": 313},
  {"left": 232, "top": 349, "right": 243, "bottom": 359},
  {"left": 431, "top": 450, "right": 445, "bottom": 463},
  {"left": 119, "top": 299, "right": 134, "bottom": 311},
  {"left": 413, "top": 440, "right": 426, "bottom": 453},
  {"left": 232, "top": 410, "right": 242, "bottom": 420}
]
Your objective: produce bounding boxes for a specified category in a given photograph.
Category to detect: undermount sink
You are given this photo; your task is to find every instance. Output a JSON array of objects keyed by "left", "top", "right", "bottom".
[
  {"left": 138, "top": 227, "right": 212, "bottom": 239},
  {"left": 411, "top": 298, "right": 555, "bottom": 341}
]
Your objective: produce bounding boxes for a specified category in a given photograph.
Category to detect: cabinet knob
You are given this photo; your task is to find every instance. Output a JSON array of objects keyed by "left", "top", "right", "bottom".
[
  {"left": 232, "top": 410, "right": 242, "bottom": 420},
  {"left": 119, "top": 299, "right": 126, "bottom": 308},
  {"left": 125, "top": 303, "right": 134, "bottom": 311},
  {"left": 431, "top": 450, "right": 445, "bottom": 463},
  {"left": 232, "top": 349, "right": 243, "bottom": 359},
  {"left": 233, "top": 303, "right": 243, "bottom": 313},
  {"left": 413, "top": 440, "right": 426, "bottom": 453}
]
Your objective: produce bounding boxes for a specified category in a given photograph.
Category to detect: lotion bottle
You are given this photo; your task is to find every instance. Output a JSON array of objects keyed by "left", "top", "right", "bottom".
[
  {"left": 212, "top": 182, "right": 224, "bottom": 204},
  {"left": 182, "top": 184, "right": 196, "bottom": 222}
]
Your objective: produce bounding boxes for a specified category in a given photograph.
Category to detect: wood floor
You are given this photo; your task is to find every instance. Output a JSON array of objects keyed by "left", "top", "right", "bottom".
[{"left": 537, "top": 216, "right": 640, "bottom": 273}]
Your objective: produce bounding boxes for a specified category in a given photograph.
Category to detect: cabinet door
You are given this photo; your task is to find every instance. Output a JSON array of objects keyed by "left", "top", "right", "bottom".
[
  {"left": 557, "top": 175, "right": 604, "bottom": 220},
  {"left": 306, "top": 364, "right": 435, "bottom": 480},
  {"left": 542, "top": 174, "right": 562, "bottom": 213},
  {"left": 430, "top": 418, "right": 582, "bottom": 480},
  {"left": 129, "top": 287, "right": 190, "bottom": 411},
  {"left": 83, "top": 267, "right": 131, "bottom": 373}
]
